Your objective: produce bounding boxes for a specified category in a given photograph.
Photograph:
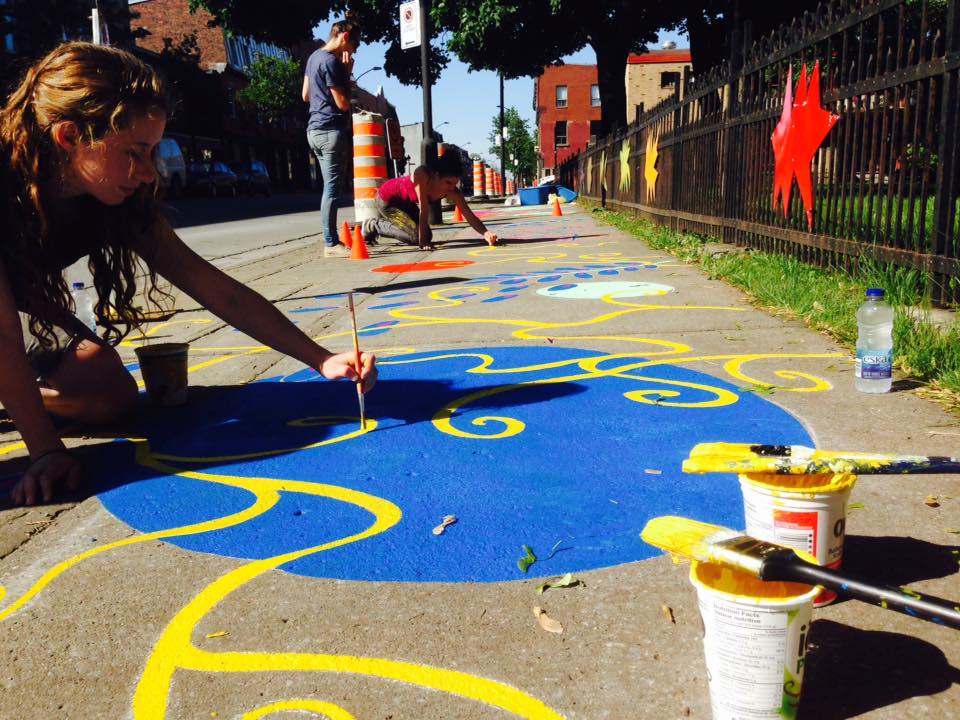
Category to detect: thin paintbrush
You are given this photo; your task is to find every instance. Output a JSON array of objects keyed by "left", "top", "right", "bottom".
[
  {"left": 346, "top": 292, "right": 366, "bottom": 429},
  {"left": 684, "top": 442, "right": 960, "bottom": 476},
  {"left": 642, "top": 516, "right": 960, "bottom": 629}
]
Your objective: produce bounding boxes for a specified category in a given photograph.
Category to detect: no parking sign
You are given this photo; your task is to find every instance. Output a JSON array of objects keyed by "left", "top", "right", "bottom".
[{"left": 399, "top": 0, "right": 421, "bottom": 49}]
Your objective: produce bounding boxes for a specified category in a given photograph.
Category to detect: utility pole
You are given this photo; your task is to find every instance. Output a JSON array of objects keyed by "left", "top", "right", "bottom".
[
  {"left": 499, "top": 73, "right": 505, "bottom": 195},
  {"left": 90, "top": 0, "right": 102, "bottom": 45},
  {"left": 419, "top": 0, "right": 441, "bottom": 223}
]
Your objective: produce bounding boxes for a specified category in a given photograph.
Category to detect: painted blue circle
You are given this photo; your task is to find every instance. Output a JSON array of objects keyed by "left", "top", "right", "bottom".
[{"left": 98, "top": 346, "right": 811, "bottom": 583}]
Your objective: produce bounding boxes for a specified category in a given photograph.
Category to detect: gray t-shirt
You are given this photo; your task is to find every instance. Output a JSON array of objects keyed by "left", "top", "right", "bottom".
[{"left": 305, "top": 48, "right": 349, "bottom": 132}]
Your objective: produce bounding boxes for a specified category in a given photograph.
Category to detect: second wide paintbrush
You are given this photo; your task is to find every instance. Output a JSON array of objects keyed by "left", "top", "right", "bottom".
[{"left": 641, "top": 515, "right": 960, "bottom": 629}]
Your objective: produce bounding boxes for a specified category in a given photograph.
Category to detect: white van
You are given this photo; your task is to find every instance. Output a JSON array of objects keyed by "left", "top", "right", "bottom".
[{"left": 155, "top": 138, "right": 186, "bottom": 198}]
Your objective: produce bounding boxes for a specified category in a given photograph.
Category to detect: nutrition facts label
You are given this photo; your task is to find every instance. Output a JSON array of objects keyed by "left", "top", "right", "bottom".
[{"left": 700, "top": 596, "right": 791, "bottom": 718}]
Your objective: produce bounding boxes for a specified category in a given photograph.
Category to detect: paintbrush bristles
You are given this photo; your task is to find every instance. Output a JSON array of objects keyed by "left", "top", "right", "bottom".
[{"left": 640, "top": 516, "right": 734, "bottom": 564}]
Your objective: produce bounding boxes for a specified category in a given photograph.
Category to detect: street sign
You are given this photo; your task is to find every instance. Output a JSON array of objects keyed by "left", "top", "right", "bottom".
[{"left": 399, "top": 0, "right": 421, "bottom": 50}]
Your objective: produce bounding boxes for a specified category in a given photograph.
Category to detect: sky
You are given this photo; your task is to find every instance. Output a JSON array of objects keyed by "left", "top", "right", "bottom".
[{"left": 312, "top": 21, "right": 687, "bottom": 171}]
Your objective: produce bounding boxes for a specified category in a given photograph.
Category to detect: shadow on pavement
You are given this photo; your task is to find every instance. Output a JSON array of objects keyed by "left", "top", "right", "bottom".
[
  {"left": 842, "top": 534, "right": 960, "bottom": 586},
  {"left": 0, "top": 377, "right": 586, "bottom": 508},
  {"left": 801, "top": 619, "right": 960, "bottom": 719}
]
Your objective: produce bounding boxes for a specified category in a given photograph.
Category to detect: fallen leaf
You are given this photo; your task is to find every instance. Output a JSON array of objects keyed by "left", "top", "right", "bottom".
[
  {"left": 547, "top": 337, "right": 554, "bottom": 344},
  {"left": 432, "top": 514, "right": 458, "bottom": 536},
  {"left": 205, "top": 631, "right": 228, "bottom": 639},
  {"left": 518, "top": 544, "right": 538, "bottom": 573},
  {"left": 661, "top": 604, "right": 676, "bottom": 624},
  {"left": 944, "top": 528, "right": 960, "bottom": 534},
  {"left": 644, "top": 468, "right": 662, "bottom": 475},
  {"left": 924, "top": 495, "right": 941, "bottom": 508},
  {"left": 533, "top": 606, "right": 563, "bottom": 634},
  {"left": 847, "top": 501, "right": 865, "bottom": 512},
  {"left": 536, "top": 573, "right": 580, "bottom": 594}
]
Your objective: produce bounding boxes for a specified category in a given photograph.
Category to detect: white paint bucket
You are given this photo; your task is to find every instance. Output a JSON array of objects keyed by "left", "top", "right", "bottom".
[
  {"left": 738, "top": 472, "right": 858, "bottom": 606},
  {"left": 690, "top": 561, "right": 819, "bottom": 720}
]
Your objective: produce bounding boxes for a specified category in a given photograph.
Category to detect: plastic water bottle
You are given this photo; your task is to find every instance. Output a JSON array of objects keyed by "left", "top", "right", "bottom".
[
  {"left": 71, "top": 281, "right": 97, "bottom": 333},
  {"left": 855, "top": 288, "right": 893, "bottom": 393}
]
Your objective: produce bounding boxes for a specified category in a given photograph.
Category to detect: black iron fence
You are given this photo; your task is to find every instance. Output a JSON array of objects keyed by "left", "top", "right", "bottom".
[{"left": 560, "top": 0, "right": 960, "bottom": 305}]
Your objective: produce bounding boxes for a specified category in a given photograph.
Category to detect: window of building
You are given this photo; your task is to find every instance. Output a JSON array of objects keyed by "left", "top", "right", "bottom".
[
  {"left": 589, "top": 120, "right": 602, "bottom": 144},
  {"left": 226, "top": 87, "right": 237, "bottom": 118},
  {"left": 591, "top": 85, "right": 601, "bottom": 107},
  {"left": 554, "top": 121, "right": 568, "bottom": 147},
  {"left": 555, "top": 85, "right": 567, "bottom": 108},
  {"left": 661, "top": 71, "right": 681, "bottom": 89}
]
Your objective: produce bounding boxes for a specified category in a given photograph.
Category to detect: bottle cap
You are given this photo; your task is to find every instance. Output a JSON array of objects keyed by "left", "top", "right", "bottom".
[
  {"left": 72, "top": 282, "right": 84, "bottom": 290},
  {"left": 866, "top": 288, "right": 884, "bottom": 297}
]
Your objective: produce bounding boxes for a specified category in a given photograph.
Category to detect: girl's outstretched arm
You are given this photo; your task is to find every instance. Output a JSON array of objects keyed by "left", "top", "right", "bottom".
[
  {"left": 132, "top": 218, "right": 377, "bottom": 392},
  {"left": 451, "top": 189, "right": 499, "bottom": 246}
]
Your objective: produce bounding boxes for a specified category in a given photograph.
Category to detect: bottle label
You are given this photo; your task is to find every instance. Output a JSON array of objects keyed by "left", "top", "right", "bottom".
[{"left": 855, "top": 348, "right": 892, "bottom": 379}]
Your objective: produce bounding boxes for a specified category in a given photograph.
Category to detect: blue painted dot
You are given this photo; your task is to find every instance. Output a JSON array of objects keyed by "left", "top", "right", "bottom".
[
  {"left": 291, "top": 306, "right": 338, "bottom": 314},
  {"left": 481, "top": 294, "right": 516, "bottom": 303},
  {"left": 500, "top": 278, "right": 527, "bottom": 285},
  {"left": 574, "top": 272, "right": 593, "bottom": 279},
  {"left": 381, "top": 291, "right": 419, "bottom": 299},
  {"left": 599, "top": 270, "right": 619, "bottom": 276},
  {"left": 547, "top": 284, "right": 577, "bottom": 292},
  {"left": 536, "top": 275, "right": 562, "bottom": 283},
  {"left": 370, "top": 301, "right": 419, "bottom": 310}
]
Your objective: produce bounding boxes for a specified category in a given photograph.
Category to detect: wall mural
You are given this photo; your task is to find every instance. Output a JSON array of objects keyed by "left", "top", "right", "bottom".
[
  {"left": 0, "top": 208, "right": 844, "bottom": 718},
  {"left": 619, "top": 139, "right": 631, "bottom": 193},
  {"left": 644, "top": 131, "right": 659, "bottom": 201}
]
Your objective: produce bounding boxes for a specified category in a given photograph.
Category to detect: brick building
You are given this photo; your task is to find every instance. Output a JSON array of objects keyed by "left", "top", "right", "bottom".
[
  {"left": 132, "top": 0, "right": 330, "bottom": 190},
  {"left": 625, "top": 49, "right": 692, "bottom": 122},
  {"left": 533, "top": 64, "right": 602, "bottom": 179}
]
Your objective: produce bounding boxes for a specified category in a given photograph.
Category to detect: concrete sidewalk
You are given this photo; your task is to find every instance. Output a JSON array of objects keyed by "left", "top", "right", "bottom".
[{"left": 1, "top": 202, "right": 958, "bottom": 719}]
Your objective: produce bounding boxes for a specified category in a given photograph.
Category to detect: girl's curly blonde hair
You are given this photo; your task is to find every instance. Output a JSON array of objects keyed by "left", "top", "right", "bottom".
[{"left": 0, "top": 41, "right": 174, "bottom": 348}]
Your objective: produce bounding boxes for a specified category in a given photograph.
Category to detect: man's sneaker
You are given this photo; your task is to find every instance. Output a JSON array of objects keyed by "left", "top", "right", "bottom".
[
  {"left": 361, "top": 217, "right": 379, "bottom": 245},
  {"left": 324, "top": 243, "right": 351, "bottom": 258}
]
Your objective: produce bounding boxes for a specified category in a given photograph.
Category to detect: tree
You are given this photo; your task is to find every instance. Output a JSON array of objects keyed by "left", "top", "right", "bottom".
[
  {"left": 238, "top": 54, "right": 301, "bottom": 122},
  {"left": 189, "top": 0, "right": 450, "bottom": 85},
  {"left": 486, "top": 108, "right": 537, "bottom": 186}
]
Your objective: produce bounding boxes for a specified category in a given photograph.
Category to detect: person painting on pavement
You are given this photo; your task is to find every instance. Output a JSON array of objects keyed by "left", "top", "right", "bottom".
[
  {"left": 302, "top": 16, "right": 360, "bottom": 258},
  {"left": 0, "top": 42, "right": 378, "bottom": 506},
  {"left": 362, "top": 153, "right": 500, "bottom": 251}
]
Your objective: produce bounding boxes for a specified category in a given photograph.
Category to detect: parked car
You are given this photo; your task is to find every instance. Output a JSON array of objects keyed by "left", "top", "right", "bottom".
[
  {"left": 230, "top": 160, "right": 271, "bottom": 196},
  {"left": 186, "top": 161, "right": 238, "bottom": 197},
  {"left": 154, "top": 138, "right": 186, "bottom": 198}
]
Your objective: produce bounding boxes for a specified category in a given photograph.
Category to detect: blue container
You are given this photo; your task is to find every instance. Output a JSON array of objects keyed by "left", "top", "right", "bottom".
[{"left": 518, "top": 185, "right": 554, "bottom": 206}]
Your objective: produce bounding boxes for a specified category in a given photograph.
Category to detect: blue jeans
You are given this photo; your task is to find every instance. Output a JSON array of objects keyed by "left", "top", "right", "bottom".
[{"left": 307, "top": 127, "right": 349, "bottom": 247}]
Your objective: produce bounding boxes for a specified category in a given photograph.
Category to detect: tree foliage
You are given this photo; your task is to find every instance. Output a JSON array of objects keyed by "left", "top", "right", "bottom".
[
  {"left": 238, "top": 53, "right": 301, "bottom": 120},
  {"left": 486, "top": 107, "right": 537, "bottom": 186},
  {"left": 189, "top": 0, "right": 449, "bottom": 85}
]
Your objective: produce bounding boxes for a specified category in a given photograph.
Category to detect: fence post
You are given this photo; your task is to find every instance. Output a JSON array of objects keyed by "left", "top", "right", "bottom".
[
  {"left": 720, "top": 15, "right": 748, "bottom": 245},
  {"left": 931, "top": 1, "right": 960, "bottom": 304}
]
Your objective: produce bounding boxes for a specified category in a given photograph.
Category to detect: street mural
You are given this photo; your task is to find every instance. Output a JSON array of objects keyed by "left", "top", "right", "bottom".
[{"left": 0, "top": 208, "right": 844, "bottom": 718}]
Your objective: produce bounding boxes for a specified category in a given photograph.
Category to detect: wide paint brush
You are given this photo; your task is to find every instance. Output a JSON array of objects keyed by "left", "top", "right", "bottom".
[
  {"left": 346, "top": 292, "right": 366, "bottom": 429},
  {"left": 684, "top": 442, "right": 960, "bottom": 476},
  {"left": 641, "top": 516, "right": 960, "bottom": 629}
]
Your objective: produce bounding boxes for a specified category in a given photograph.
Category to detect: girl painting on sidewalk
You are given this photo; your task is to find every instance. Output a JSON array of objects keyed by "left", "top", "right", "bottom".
[
  {"left": 363, "top": 153, "right": 499, "bottom": 250},
  {"left": 0, "top": 43, "right": 377, "bottom": 505}
]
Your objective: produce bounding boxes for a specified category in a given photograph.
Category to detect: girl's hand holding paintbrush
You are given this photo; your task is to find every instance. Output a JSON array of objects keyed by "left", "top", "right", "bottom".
[{"left": 317, "top": 350, "right": 378, "bottom": 394}]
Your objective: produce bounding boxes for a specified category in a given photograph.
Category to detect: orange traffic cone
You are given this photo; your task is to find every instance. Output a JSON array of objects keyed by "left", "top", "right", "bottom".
[
  {"left": 453, "top": 204, "right": 464, "bottom": 222},
  {"left": 340, "top": 221, "right": 352, "bottom": 248},
  {"left": 351, "top": 225, "right": 370, "bottom": 260},
  {"left": 552, "top": 196, "right": 563, "bottom": 216}
]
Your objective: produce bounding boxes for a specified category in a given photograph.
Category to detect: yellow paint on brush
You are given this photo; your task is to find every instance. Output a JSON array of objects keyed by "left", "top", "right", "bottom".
[{"left": 641, "top": 515, "right": 722, "bottom": 563}]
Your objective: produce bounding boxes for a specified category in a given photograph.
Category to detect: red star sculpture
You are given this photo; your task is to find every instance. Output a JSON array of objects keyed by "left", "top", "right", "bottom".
[{"left": 771, "top": 61, "right": 839, "bottom": 230}]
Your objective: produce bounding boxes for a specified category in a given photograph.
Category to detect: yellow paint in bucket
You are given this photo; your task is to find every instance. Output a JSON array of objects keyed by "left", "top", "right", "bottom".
[
  {"left": 690, "top": 561, "right": 819, "bottom": 720},
  {"left": 739, "top": 472, "right": 857, "bottom": 606}
]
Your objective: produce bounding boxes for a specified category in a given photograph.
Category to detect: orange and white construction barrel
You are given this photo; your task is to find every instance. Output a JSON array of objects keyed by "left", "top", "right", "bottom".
[
  {"left": 352, "top": 111, "right": 388, "bottom": 222},
  {"left": 472, "top": 159, "right": 485, "bottom": 197},
  {"left": 485, "top": 167, "right": 495, "bottom": 196}
]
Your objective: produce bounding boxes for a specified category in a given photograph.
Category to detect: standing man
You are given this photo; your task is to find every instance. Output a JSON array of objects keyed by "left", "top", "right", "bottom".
[{"left": 302, "top": 18, "right": 360, "bottom": 258}]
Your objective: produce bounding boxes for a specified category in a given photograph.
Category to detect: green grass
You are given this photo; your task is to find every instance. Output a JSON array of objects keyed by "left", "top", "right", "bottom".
[{"left": 590, "top": 207, "right": 960, "bottom": 410}]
